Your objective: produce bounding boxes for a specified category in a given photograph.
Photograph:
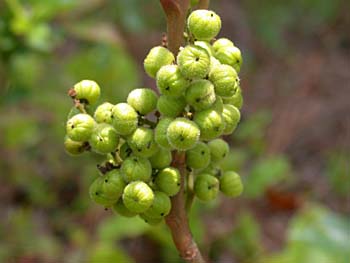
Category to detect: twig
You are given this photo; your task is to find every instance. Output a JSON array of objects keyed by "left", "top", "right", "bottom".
[{"left": 197, "top": 0, "right": 210, "bottom": 9}]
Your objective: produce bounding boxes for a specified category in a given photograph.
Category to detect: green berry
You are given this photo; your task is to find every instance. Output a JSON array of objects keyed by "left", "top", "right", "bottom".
[
  {"left": 194, "top": 173, "right": 219, "bottom": 201},
  {"left": 177, "top": 45, "right": 210, "bottom": 79},
  {"left": 112, "top": 199, "right": 137, "bottom": 217},
  {"left": 193, "top": 108, "right": 224, "bottom": 141},
  {"left": 209, "top": 64, "right": 238, "bottom": 97},
  {"left": 121, "top": 156, "right": 152, "bottom": 183},
  {"left": 219, "top": 171, "right": 243, "bottom": 197},
  {"left": 200, "top": 164, "right": 221, "bottom": 177},
  {"left": 64, "top": 136, "right": 85, "bottom": 155},
  {"left": 186, "top": 141, "right": 211, "bottom": 169},
  {"left": 89, "top": 124, "right": 119, "bottom": 154},
  {"left": 122, "top": 181, "right": 154, "bottom": 213},
  {"left": 212, "top": 96, "right": 224, "bottom": 114},
  {"left": 127, "top": 127, "right": 159, "bottom": 158},
  {"left": 167, "top": 118, "right": 200, "bottom": 151},
  {"left": 94, "top": 102, "right": 114, "bottom": 124},
  {"left": 66, "top": 113, "right": 95, "bottom": 142},
  {"left": 142, "top": 191, "right": 171, "bottom": 219},
  {"left": 111, "top": 103, "right": 138, "bottom": 136},
  {"left": 127, "top": 88, "right": 158, "bottom": 115},
  {"left": 144, "top": 46, "right": 175, "bottom": 78},
  {"left": 185, "top": 79, "right": 216, "bottom": 111},
  {"left": 119, "top": 141, "right": 133, "bottom": 160},
  {"left": 215, "top": 46, "right": 242, "bottom": 73},
  {"left": 208, "top": 139, "right": 229, "bottom": 163},
  {"left": 156, "top": 65, "right": 189, "bottom": 97},
  {"left": 149, "top": 148, "right": 172, "bottom": 169},
  {"left": 89, "top": 170, "right": 126, "bottom": 206},
  {"left": 212, "top": 38, "right": 234, "bottom": 53},
  {"left": 195, "top": 41, "right": 214, "bottom": 56},
  {"left": 157, "top": 95, "right": 186, "bottom": 118},
  {"left": 187, "top": 10, "right": 221, "bottom": 41},
  {"left": 73, "top": 80, "right": 100, "bottom": 105},
  {"left": 222, "top": 104, "right": 240, "bottom": 135},
  {"left": 140, "top": 214, "right": 163, "bottom": 225},
  {"left": 154, "top": 117, "right": 174, "bottom": 149},
  {"left": 155, "top": 167, "right": 181, "bottom": 196},
  {"left": 222, "top": 86, "right": 243, "bottom": 109}
]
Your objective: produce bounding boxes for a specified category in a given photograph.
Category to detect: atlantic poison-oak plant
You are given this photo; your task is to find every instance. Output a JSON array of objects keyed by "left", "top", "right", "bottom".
[{"left": 64, "top": 1, "right": 243, "bottom": 262}]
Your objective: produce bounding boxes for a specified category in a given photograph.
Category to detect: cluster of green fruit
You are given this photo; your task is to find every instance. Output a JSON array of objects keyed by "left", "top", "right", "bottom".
[{"left": 63, "top": 9, "right": 243, "bottom": 225}]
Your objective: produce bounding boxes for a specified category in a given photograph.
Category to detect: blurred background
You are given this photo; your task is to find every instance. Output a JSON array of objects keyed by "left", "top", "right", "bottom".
[{"left": 0, "top": 0, "right": 349, "bottom": 262}]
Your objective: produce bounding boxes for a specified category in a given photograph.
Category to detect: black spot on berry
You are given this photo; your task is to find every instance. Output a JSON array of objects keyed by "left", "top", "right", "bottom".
[
  {"left": 165, "top": 86, "right": 170, "bottom": 91},
  {"left": 177, "top": 183, "right": 180, "bottom": 186},
  {"left": 201, "top": 151, "right": 205, "bottom": 155},
  {"left": 160, "top": 213, "right": 164, "bottom": 216},
  {"left": 195, "top": 98, "right": 201, "bottom": 103},
  {"left": 105, "top": 179, "right": 108, "bottom": 183},
  {"left": 211, "top": 13, "right": 214, "bottom": 17},
  {"left": 133, "top": 158, "right": 138, "bottom": 162},
  {"left": 195, "top": 57, "right": 199, "bottom": 61},
  {"left": 71, "top": 125, "right": 74, "bottom": 129}
]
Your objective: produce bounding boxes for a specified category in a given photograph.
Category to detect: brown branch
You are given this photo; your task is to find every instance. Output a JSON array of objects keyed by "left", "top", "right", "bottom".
[{"left": 197, "top": 0, "right": 210, "bottom": 9}]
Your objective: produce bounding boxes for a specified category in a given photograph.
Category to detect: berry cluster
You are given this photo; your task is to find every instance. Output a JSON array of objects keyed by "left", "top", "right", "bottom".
[{"left": 64, "top": 9, "right": 243, "bottom": 225}]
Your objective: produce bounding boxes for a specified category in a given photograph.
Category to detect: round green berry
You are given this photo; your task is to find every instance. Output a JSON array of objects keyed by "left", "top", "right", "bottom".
[
  {"left": 149, "top": 148, "right": 172, "bottom": 169},
  {"left": 64, "top": 136, "right": 86, "bottom": 155},
  {"left": 155, "top": 167, "right": 181, "bottom": 196},
  {"left": 144, "top": 46, "right": 175, "bottom": 78},
  {"left": 193, "top": 109, "right": 224, "bottom": 141},
  {"left": 186, "top": 141, "right": 211, "bottom": 169},
  {"left": 185, "top": 79, "right": 216, "bottom": 111},
  {"left": 222, "top": 86, "right": 243, "bottom": 109},
  {"left": 222, "top": 104, "right": 240, "bottom": 135},
  {"left": 142, "top": 191, "right": 171, "bottom": 219},
  {"left": 187, "top": 10, "right": 221, "bottom": 41},
  {"left": 121, "top": 156, "right": 152, "bottom": 182},
  {"left": 140, "top": 214, "right": 163, "bottom": 225},
  {"left": 94, "top": 102, "right": 114, "bottom": 124},
  {"left": 122, "top": 181, "right": 154, "bottom": 213},
  {"left": 208, "top": 139, "right": 229, "bottom": 163},
  {"left": 177, "top": 45, "right": 210, "bottom": 79},
  {"left": 212, "top": 38, "right": 234, "bottom": 53},
  {"left": 119, "top": 141, "right": 133, "bottom": 160},
  {"left": 215, "top": 46, "right": 242, "bottom": 73},
  {"left": 200, "top": 164, "right": 221, "bottom": 177},
  {"left": 167, "top": 118, "right": 200, "bottom": 151},
  {"left": 111, "top": 103, "right": 138, "bottom": 136},
  {"left": 89, "top": 124, "right": 119, "bottom": 154},
  {"left": 157, "top": 95, "right": 186, "bottom": 118},
  {"left": 89, "top": 170, "right": 126, "bottom": 206},
  {"left": 219, "top": 171, "right": 243, "bottom": 197},
  {"left": 73, "top": 79, "right": 100, "bottom": 105},
  {"left": 154, "top": 117, "right": 174, "bottom": 149},
  {"left": 66, "top": 113, "right": 95, "bottom": 142},
  {"left": 194, "top": 173, "right": 219, "bottom": 201},
  {"left": 209, "top": 64, "right": 238, "bottom": 97},
  {"left": 112, "top": 199, "right": 137, "bottom": 217},
  {"left": 127, "top": 88, "right": 158, "bottom": 115},
  {"left": 212, "top": 96, "right": 224, "bottom": 114},
  {"left": 195, "top": 41, "right": 214, "bottom": 56},
  {"left": 156, "top": 65, "right": 189, "bottom": 97},
  {"left": 127, "top": 127, "right": 159, "bottom": 158}
]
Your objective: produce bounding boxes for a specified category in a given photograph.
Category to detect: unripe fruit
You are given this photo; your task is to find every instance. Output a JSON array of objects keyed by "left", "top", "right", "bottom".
[
  {"left": 127, "top": 88, "right": 158, "bottom": 115},
  {"left": 157, "top": 95, "right": 186, "bottom": 118},
  {"left": 222, "top": 104, "right": 241, "bottom": 135},
  {"left": 195, "top": 41, "right": 214, "bottom": 56},
  {"left": 73, "top": 79, "right": 100, "bottom": 105},
  {"left": 122, "top": 181, "right": 154, "bottom": 213},
  {"left": 215, "top": 46, "right": 242, "bottom": 73},
  {"left": 66, "top": 113, "right": 95, "bottom": 142},
  {"left": 177, "top": 45, "right": 210, "bottom": 79},
  {"left": 187, "top": 10, "right": 221, "bottom": 41},
  {"left": 186, "top": 141, "right": 211, "bottom": 169},
  {"left": 208, "top": 138, "right": 229, "bottom": 163},
  {"left": 200, "top": 164, "right": 221, "bottom": 177},
  {"left": 167, "top": 118, "right": 200, "bottom": 151},
  {"left": 142, "top": 191, "right": 171, "bottom": 219},
  {"left": 89, "top": 170, "right": 126, "bottom": 206},
  {"left": 222, "top": 86, "right": 243, "bottom": 109},
  {"left": 119, "top": 142, "right": 133, "bottom": 160},
  {"left": 193, "top": 109, "right": 224, "bottom": 141},
  {"left": 149, "top": 148, "right": 172, "bottom": 169},
  {"left": 219, "top": 171, "right": 243, "bottom": 197},
  {"left": 209, "top": 64, "right": 238, "bottom": 97},
  {"left": 156, "top": 65, "right": 189, "bottom": 97},
  {"left": 212, "top": 96, "right": 224, "bottom": 114},
  {"left": 154, "top": 117, "right": 174, "bottom": 149},
  {"left": 89, "top": 124, "right": 119, "bottom": 154},
  {"left": 144, "top": 46, "right": 175, "bottom": 78},
  {"left": 127, "top": 127, "right": 159, "bottom": 158},
  {"left": 111, "top": 103, "right": 138, "bottom": 136},
  {"left": 185, "top": 80, "right": 216, "bottom": 111},
  {"left": 112, "top": 199, "right": 137, "bottom": 217},
  {"left": 94, "top": 102, "right": 114, "bottom": 124},
  {"left": 121, "top": 156, "right": 152, "bottom": 182},
  {"left": 194, "top": 173, "right": 219, "bottom": 201},
  {"left": 140, "top": 214, "right": 163, "bottom": 225},
  {"left": 64, "top": 136, "right": 85, "bottom": 155},
  {"left": 212, "top": 38, "right": 234, "bottom": 53},
  {"left": 155, "top": 167, "right": 181, "bottom": 196}
]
